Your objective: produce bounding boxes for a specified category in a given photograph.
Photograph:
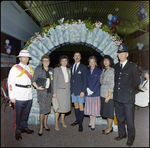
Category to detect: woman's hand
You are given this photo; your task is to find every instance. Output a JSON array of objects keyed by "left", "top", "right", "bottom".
[
  {"left": 37, "top": 86, "right": 45, "bottom": 90},
  {"left": 141, "top": 86, "right": 147, "bottom": 90},
  {"left": 105, "top": 96, "right": 110, "bottom": 103},
  {"left": 53, "top": 93, "right": 57, "bottom": 98},
  {"left": 10, "top": 98, "right": 16, "bottom": 104}
]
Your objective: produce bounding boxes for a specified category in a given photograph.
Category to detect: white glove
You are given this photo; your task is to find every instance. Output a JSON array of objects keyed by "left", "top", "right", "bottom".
[{"left": 86, "top": 88, "right": 94, "bottom": 96}]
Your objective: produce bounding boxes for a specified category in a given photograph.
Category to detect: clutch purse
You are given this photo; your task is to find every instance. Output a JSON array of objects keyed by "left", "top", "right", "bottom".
[
  {"left": 36, "top": 78, "right": 47, "bottom": 88},
  {"left": 52, "top": 97, "right": 59, "bottom": 112}
]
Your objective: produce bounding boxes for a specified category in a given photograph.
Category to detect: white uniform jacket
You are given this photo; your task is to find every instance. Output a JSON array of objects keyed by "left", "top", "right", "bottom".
[{"left": 8, "top": 62, "right": 34, "bottom": 101}]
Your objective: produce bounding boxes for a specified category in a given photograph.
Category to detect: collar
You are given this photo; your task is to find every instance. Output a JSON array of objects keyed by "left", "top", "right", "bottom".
[
  {"left": 74, "top": 62, "right": 80, "bottom": 67},
  {"left": 19, "top": 62, "right": 26, "bottom": 68},
  {"left": 120, "top": 60, "right": 128, "bottom": 68},
  {"left": 42, "top": 65, "right": 50, "bottom": 71}
]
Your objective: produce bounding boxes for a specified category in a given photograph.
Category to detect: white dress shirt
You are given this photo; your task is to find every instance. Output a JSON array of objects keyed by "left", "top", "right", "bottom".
[
  {"left": 61, "top": 66, "right": 69, "bottom": 83},
  {"left": 72, "top": 62, "right": 80, "bottom": 74},
  {"left": 120, "top": 60, "right": 128, "bottom": 68}
]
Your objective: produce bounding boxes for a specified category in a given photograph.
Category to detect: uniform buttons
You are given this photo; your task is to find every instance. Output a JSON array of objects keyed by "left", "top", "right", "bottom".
[
  {"left": 119, "top": 77, "right": 121, "bottom": 79},
  {"left": 118, "top": 88, "right": 120, "bottom": 89},
  {"left": 120, "top": 72, "right": 122, "bottom": 74},
  {"left": 118, "top": 83, "right": 120, "bottom": 85},
  {"left": 73, "top": 81, "right": 74, "bottom": 82}
]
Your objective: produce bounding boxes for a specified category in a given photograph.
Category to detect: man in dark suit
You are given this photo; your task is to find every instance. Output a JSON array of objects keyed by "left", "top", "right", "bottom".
[
  {"left": 70, "top": 51, "right": 87, "bottom": 132},
  {"left": 113, "top": 43, "right": 140, "bottom": 147}
]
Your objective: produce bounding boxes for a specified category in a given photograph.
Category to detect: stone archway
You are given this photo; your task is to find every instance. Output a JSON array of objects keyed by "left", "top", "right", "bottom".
[{"left": 27, "top": 23, "right": 119, "bottom": 131}]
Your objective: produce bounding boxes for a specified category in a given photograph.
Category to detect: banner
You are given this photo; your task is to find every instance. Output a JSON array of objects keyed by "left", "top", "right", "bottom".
[{"left": 1, "top": 53, "right": 16, "bottom": 67}]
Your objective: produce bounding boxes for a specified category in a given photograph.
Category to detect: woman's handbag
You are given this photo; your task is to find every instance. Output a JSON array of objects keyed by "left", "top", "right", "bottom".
[{"left": 52, "top": 97, "right": 59, "bottom": 112}]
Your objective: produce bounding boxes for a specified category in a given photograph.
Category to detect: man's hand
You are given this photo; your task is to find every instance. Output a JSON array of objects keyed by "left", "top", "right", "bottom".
[
  {"left": 141, "top": 86, "right": 147, "bottom": 90},
  {"left": 80, "top": 92, "right": 85, "bottom": 98},
  {"left": 10, "top": 98, "right": 16, "bottom": 104},
  {"left": 105, "top": 96, "right": 110, "bottom": 103}
]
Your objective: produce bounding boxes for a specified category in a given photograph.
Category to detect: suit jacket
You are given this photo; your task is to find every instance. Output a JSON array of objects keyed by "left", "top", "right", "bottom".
[
  {"left": 100, "top": 67, "right": 114, "bottom": 99},
  {"left": 53, "top": 67, "right": 70, "bottom": 94},
  {"left": 85, "top": 67, "right": 102, "bottom": 97},
  {"left": 70, "top": 63, "right": 87, "bottom": 95},
  {"left": 32, "top": 66, "right": 54, "bottom": 102},
  {"left": 113, "top": 61, "right": 140, "bottom": 103}
]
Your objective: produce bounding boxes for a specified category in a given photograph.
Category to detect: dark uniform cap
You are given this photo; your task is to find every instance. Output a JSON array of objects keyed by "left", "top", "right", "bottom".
[{"left": 117, "top": 43, "right": 128, "bottom": 53}]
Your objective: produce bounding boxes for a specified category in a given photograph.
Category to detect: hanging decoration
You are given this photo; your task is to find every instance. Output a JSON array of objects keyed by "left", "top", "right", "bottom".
[
  {"left": 4, "top": 39, "right": 12, "bottom": 54},
  {"left": 137, "top": 4, "right": 146, "bottom": 21},
  {"left": 137, "top": 43, "right": 144, "bottom": 50}
]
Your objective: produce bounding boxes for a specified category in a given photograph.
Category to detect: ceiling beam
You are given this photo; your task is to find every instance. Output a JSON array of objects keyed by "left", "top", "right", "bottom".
[{"left": 24, "top": 1, "right": 69, "bottom": 11}]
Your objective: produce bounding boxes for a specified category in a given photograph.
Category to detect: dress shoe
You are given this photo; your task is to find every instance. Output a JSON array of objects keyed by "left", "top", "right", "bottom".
[
  {"left": 15, "top": 133, "right": 22, "bottom": 140},
  {"left": 91, "top": 127, "right": 95, "bottom": 131},
  {"left": 126, "top": 140, "right": 134, "bottom": 147},
  {"left": 104, "top": 128, "right": 113, "bottom": 135},
  {"left": 21, "top": 128, "right": 34, "bottom": 134},
  {"left": 114, "top": 135, "right": 127, "bottom": 141},
  {"left": 43, "top": 126, "right": 50, "bottom": 131},
  {"left": 88, "top": 125, "right": 91, "bottom": 128},
  {"left": 38, "top": 132, "right": 43, "bottom": 136},
  {"left": 60, "top": 121, "right": 67, "bottom": 128},
  {"left": 70, "top": 121, "right": 79, "bottom": 126},
  {"left": 55, "top": 127, "right": 59, "bottom": 131},
  {"left": 79, "top": 125, "right": 83, "bottom": 132}
]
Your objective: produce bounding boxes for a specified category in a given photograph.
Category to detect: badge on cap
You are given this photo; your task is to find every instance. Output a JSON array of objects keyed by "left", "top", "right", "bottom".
[{"left": 119, "top": 45, "right": 123, "bottom": 51}]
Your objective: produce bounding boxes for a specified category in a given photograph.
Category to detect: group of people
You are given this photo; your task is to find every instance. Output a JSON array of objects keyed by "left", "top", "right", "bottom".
[{"left": 8, "top": 43, "right": 147, "bottom": 147}]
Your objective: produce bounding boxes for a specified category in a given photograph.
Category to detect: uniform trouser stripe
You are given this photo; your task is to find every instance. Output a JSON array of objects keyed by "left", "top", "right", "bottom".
[{"left": 14, "top": 103, "right": 16, "bottom": 134}]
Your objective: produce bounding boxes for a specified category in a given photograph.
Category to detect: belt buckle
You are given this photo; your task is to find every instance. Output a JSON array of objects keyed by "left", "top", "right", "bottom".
[{"left": 28, "top": 85, "right": 31, "bottom": 88}]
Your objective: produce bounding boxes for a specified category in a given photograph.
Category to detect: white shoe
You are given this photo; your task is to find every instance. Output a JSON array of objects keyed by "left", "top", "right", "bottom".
[{"left": 60, "top": 121, "right": 67, "bottom": 128}]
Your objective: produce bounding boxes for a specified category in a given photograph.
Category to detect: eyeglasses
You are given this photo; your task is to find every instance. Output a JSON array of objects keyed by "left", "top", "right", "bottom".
[{"left": 42, "top": 60, "right": 50, "bottom": 62}]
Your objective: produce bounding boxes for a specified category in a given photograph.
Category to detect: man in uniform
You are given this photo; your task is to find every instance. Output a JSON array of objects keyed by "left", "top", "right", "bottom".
[
  {"left": 8, "top": 50, "right": 34, "bottom": 140},
  {"left": 113, "top": 43, "right": 140, "bottom": 147},
  {"left": 70, "top": 51, "right": 87, "bottom": 132}
]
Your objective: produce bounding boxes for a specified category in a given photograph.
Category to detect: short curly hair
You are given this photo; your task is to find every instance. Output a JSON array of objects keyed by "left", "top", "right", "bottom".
[
  {"left": 100, "top": 55, "right": 114, "bottom": 69},
  {"left": 59, "top": 55, "right": 69, "bottom": 68},
  {"left": 41, "top": 54, "right": 50, "bottom": 61}
]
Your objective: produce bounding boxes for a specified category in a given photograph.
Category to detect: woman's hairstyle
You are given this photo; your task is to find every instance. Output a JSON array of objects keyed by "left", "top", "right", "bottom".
[
  {"left": 59, "top": 55, "right": 70, "bottom": 68},
  {"left": 88, "top": 56, "right": 98, "bottom": 67},
  {"left": 100, "top": 55, "right": 114, "bottom": 69},
  {"left": 41, "top": 54, "right": 50, "bottom": 61}
]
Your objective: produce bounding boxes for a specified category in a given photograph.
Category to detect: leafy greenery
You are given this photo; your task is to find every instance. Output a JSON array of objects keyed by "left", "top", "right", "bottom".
[{"left": 24, "top": 17, "right": 122, "bottom": 50}]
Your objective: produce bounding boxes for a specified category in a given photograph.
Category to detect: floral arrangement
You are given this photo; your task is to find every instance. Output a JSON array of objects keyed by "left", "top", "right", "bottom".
[{"left": 24, "top": 17, "right": 123, "bottom": 50}]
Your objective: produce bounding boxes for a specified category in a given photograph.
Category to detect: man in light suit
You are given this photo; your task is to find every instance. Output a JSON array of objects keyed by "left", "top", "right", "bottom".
[
  {"left": 113, "top": 43, "right": 140, "bottom": 147},
  {"left": 70, "top": 51, "right": 87, "bottom": 132}
]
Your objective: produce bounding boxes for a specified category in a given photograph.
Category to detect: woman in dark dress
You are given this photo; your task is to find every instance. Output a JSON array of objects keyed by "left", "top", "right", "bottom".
[
  {"left": 32, "top": 55, "right": 54, "bottom": 136},
  {"left": 100, "top": 55, "right": 115, "bottom": 135}
]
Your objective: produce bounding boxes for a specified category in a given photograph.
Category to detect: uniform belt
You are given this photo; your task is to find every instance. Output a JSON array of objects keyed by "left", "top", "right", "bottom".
[{"left": 15, "top": 84, "right": 31, "bottom": 88}]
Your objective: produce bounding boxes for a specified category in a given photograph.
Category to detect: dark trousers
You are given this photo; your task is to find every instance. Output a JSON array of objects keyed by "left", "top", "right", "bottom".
[
  {"left": 14, "top": 100, "right": 32, "bottom": 134},
  {"left": 114, "top": 101, "right": 135, "bottom": 142}
]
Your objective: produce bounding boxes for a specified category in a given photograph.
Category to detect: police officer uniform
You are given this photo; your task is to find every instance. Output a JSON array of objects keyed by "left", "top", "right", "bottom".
[
  {"left": 8, "top": 50, "right": 34, "bottom": 140},
  {"left": 113, "top": 44, "right": 140, "bottom": 146}
]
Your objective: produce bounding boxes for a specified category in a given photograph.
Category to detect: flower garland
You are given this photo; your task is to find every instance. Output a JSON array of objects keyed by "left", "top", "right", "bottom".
[{"left": 24, "top": 17, "right": 123, "bottom": 50}]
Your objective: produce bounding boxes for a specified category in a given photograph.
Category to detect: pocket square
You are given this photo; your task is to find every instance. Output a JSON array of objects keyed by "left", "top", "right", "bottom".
[{"left": 78, "top": 71, "right": 81, "bottom": 74}]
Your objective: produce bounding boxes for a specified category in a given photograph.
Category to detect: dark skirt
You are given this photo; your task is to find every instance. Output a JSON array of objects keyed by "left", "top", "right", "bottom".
[{"left": 100, "top": 97, "right": 114, "bottom": 119}]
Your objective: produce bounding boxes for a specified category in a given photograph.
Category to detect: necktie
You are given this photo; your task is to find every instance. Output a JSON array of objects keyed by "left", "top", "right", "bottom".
[
  {"left": 73, "top": 63, "right": 77, "bottom": 74},
  {"left": 120, "top": 64, "right": 123, "bottom": 69}
]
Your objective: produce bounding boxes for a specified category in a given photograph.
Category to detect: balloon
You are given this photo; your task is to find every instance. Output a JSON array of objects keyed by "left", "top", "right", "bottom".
[
  {"left": 107, "top": 20, "right": 112, "bottom": 27},
  {"left": 137, "top": 11, "right": 141, "bottom": 16},
  {"left": 44, "top": 24, "right": 50, "bottom": 27},
  {"left": 22, "top": 45, "right": 25, "bottom": 49},
  {"left": 138, "top": 46, "right": 142, "bottom": 50},
  {"left": 142, "top": 14, "right": 146, "bottom": 19},
  {"left": 8, "top": 45, "right": 12, "bottom": 49},
  {"left": 137, "top": 43, "right": 140, "bottom": 46},
  {"left": 111, "top": 20, "right": 115, "bottom": 25},
  {"left": 140, "top": 43, "right": 144, "bottom": 48},
  {"left": 5, "top": 39, "right": 10, "bottom": 45},
  {"left": 112, "top": 15, "right": 117, "bottom": 22},
  {"left": 115, "top": 18, "right": 121, "bottom": 25},
  {"left": 111, "top": 26, "right": 116, "bottom": 33},
  {"left": 107, "top": 14, "right": 113, "bottom": 21},
  {"left": 140, "top": 4, "right": 144, "bottom": 9},
  {"left": 138, "top": 15, "right": 142, "bottom": 21},
  {"left": 4, "top": 45, "right": 8, "bottom": 50},
  {"left": 141, "top": 8, "right": 145, "bottom": 14},
  {"left": 6, "top": 48, "right": 11, "bottom": 54}
]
